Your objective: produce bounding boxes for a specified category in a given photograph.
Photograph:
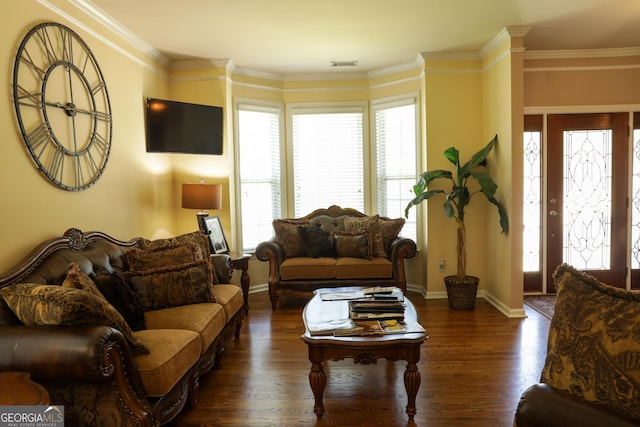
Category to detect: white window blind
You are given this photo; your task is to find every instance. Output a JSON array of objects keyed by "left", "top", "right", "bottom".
[
  {"left": 291, "top": 110, "right": 365, "bottom": 217},
  {"left": 237, "top": 107, "right": 282, "bottom": 252},
  {"left": 374, "top": 101, "right": 418, "bottom": 242}
]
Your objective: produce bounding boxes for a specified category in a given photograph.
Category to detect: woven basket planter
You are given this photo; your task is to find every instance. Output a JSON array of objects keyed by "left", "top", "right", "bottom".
[{"left": 444, "top": 276, "right": 479, "bottom": 310}]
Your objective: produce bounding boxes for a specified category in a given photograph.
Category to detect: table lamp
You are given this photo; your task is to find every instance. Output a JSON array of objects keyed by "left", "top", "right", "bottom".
[{"left": 182, "top": 179, "right": 222, "bottom": 231}]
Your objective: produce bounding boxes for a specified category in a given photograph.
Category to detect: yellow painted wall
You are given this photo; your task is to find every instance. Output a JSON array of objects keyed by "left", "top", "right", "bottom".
[
  {"left": 0, "top": 0, "right": 171, "bottom": 272},
  {"left": 168, "top": 63, "right": 233, "bottom": 241},
  {"left": 420, "top": 29, "right": 526, "bottom": 315},
  {"left": 422, "top": 57, "right": 485, "bottom": 295},
  {"left": 525, "top": 55, "right": 640, "bottom": 107},
  {"left": 482, "top": 34, "right": 525, "bottom": 313}
]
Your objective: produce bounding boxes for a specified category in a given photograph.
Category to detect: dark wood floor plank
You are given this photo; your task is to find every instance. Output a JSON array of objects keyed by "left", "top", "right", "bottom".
[{"left": 169, "top": 290, "right": 550, "bottom": 426}]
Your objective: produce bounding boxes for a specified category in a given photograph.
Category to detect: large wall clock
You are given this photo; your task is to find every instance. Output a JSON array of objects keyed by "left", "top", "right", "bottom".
[{"left": 13, "top": 22, "right": 112, "bottom": 191}]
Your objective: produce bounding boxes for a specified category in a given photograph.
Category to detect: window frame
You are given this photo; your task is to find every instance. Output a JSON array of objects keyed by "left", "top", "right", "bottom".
[
  {"left": 233, "top": 100, "right": 285, "bottom": 253},
  {"left": 370, "top": 93, "right": 420, "bottom": 244}
]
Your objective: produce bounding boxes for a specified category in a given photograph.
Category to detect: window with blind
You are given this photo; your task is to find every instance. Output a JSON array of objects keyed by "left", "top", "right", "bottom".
[
  {"left": 373, "top": 99, "right": 418, "bottom": 243},
  {"left": 236, "top": 99, "right": 420, "bottom": 253},
  {"left": 236, "top": 106, "right": 282, "bottom": 252},
  {"left": 290, "top": 108, "right": 366, "bottom": 216}
]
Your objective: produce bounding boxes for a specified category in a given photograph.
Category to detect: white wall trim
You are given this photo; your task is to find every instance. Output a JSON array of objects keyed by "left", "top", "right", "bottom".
[
  {"left": 524, "top": 104, "right": 640, "bottom": 115},
  {"left": 66, "top": 0, "right": 169, "bottom": 73},
  {"left": 525, "top": 64, "right": 640, "bottom": 73},
  {"left": 483, "top": 291, "right": 527, "bottom": 318},
  {"left": 525, "top": 47, "right": 640, "bottom": 60}
]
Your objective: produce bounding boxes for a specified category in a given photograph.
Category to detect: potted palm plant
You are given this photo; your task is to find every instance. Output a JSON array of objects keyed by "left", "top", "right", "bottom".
[{"left": 405, "top": 135, "right": 509, "bottom": 310}]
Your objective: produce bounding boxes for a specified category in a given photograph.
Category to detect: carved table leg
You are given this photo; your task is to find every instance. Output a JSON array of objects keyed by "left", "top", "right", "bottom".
[
  {"left": 308, "top": 347, "right": 326, "bottom": 418},
  {"left": 404, "top": 346, "right": 421, "bottom": 420},
  {"left": 229, "top": 254, "right": 251, "bottom": 313}
]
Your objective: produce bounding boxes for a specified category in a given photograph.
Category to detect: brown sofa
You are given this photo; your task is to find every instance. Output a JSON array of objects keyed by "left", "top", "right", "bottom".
[
  {"left": 514, "top": 264, "right": 640, "bottom": 427},
  {"left": 0, "top": 228, "right": 244, "bottom": 427},
  {"left": 256, "top": 205, "right": 417, "bottom": 309}
]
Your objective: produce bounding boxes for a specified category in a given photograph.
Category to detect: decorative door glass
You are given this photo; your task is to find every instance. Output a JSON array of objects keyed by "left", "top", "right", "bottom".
[{"left": 562, "top": 129, "right": 612, "bottom": 270}]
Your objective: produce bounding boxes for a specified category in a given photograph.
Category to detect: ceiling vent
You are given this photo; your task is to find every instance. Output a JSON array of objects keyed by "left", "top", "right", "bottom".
[{"left": 331, "top": 60, "right": 358, "bottom": 68}]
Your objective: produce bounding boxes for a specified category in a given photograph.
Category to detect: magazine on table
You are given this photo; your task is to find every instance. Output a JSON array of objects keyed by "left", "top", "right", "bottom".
[
  {"left": 318, "top": 286, "right": 404, "bottom": 302},
  {"left": 349, "top": 311, "right": 405, "bottom": 320},
  {"left": 307, "top": 319, "right": 360, "bottom": 336},
  {"left": 333, "top": 319, "right": 426, "bottom": 336},
  {"left": 378, "top": 319, "right": 426, "bottom": 335}
]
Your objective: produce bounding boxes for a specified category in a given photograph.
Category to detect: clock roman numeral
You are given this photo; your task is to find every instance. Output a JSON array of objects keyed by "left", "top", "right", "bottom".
[
  {"left": 19, "top": 49, "right": 46, "bottom": 79},
  {"left": 15, "top": 85, "right": 44, "bottom": 109},
  {"left": 46, "top": 146, "right": 65, "bottom": 182},
  {"left": 33, "top": 27, "right": 59, "bottom": 66},
  {"left": 94, "top": 111, "right": 112, "bottom": 122},
  {"left": 73, "top": 154, "right": 85, "bottom": 187},
  {"left": 27, "top": 123, "right": 53, "bottom": 155},
  {"left": 84, "top": 133, "right": 109, "bottom": 177},
  {"left": 60, "top": 27, "right": 73, "bottom": 64},
  {"left": 92, "top": 133, "right": 110, "bottom": 154}
]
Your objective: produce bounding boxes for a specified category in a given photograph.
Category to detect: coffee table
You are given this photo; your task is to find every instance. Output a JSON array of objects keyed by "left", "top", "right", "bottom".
[{"left": 301, "top": 288, "right": 428, "bottom": 420}]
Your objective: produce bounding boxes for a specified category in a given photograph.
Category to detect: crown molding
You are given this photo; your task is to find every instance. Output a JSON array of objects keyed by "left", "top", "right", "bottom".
[
  {"left": 368, "top": 55, "right": 425, "bottom": 78},
  {"left": 69, "top": 0, "right": 169, "bottom": 66},
  {"left": 421, "top": 51, "right": 480, "bottom": 62},
  {"left": 480, "top": 26, "right": 531, "bottom": 58},
  {"left": 525, "top": 46, "right": 640, "bottom": 60},
  {"left": 282, "top": 71, "right": 369, "bottom": 82},
  {"left": 170, "top": 58, "right": 234, "bottom": 71}
]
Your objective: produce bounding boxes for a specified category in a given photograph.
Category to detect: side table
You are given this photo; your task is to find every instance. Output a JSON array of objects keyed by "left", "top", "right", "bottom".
[
  {"left": 229, "top": 253, "right": 251, "bottom": 313},
  {"left": 0, "top": 371, "right": 50, "bottom": 405}
]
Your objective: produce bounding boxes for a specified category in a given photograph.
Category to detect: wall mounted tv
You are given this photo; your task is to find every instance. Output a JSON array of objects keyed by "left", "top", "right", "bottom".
[{"left": 145, "top": 97, "right": 223, "bottom": 155}]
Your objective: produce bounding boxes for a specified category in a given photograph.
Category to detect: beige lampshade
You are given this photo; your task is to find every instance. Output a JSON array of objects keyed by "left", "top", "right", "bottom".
[{"left": 182, "top": 182, "right": 222, "bottom": 213}]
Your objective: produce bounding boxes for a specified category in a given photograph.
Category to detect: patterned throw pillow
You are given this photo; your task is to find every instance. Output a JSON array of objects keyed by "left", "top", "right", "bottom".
[
  {"left": 378, "top": 217, "right": 405, "bottom": 254},
  {"left": 299, "top": 225, "right": 334, "bottom": 258},
  {"left": 332, "top": 230, "right": 372, "bottom": 259},
  {"left": 93, "top": 268, "right": 146, "bottom": 331},
  {"left": 541, "top": 263, "right": 640, "bottom": 419},
  {"left": 0, "top": 283, "right": 149, "bottom": 355},
  {"left": 126, "top": 245, "right": 200, "bottom": 271},
  {"left": 139, "top": 231, "right": 218, "bottom": 285},
  {"left": 62, "top": 262, "right": 105, "bottom": 299},
  {"left": 273, "top": 219, "right": 311, "bottom": 258},
  {"left": 125, "top": 260, "right": 216, "bottom": 311},
  {"left": 344, "top": 215, "right": 385, "bottom": 258}
]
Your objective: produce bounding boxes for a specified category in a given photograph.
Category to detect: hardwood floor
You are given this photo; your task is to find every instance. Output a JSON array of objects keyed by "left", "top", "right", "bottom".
[{"left": 169, "top": 290, "right": 550, "bottom": 427}]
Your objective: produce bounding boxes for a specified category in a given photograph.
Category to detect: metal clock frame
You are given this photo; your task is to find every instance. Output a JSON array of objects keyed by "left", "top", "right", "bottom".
[{"left": 13, "top": 22, "right": 112, "bottom": 191}]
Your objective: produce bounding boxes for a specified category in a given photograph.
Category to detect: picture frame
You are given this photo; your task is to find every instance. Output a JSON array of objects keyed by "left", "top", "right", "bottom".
[{"left": 203, "top": 215, "right": 229, "bottom": 254}]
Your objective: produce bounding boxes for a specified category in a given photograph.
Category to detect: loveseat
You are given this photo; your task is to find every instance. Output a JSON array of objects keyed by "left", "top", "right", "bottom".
[
  {"left": 0, "top": 228, "right": 244, "bottom": 427},
  {"left": 256, "top": 205, "right": 417, "bottom": 309},
  {"left": 514, "top": 264, "right": 640, "bottom": 427}
]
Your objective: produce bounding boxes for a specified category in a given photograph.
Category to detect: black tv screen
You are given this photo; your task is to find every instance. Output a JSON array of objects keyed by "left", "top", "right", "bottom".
[{"left": 145, "top": 98, "right": 223, "bottom": 154}]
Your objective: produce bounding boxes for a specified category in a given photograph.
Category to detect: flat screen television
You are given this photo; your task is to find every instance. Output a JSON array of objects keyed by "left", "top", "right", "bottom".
[{"left": 145, "top": 97, "right": 223, "bottom": 155}]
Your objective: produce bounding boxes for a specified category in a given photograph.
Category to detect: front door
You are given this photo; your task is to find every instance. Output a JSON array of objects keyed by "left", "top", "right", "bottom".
[{"left": 545, "top": 113, "right": 629, "bottom": 291}]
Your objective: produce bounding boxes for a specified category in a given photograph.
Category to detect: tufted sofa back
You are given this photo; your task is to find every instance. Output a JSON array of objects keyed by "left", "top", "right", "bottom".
[
  {"left": 309, "top": 215, "right": 348, "bottom": 234},
  {"left": 0, "top": 229, "right": 141, "bottom": 326},
  {"left": 21, "top": 240, "right": 132, "bottom": 285}
]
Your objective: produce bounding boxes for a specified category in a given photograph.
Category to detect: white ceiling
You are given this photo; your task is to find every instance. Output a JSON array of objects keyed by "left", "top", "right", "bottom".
[{"left": 83, "top": 0, "right": 640, "bottom": 75}]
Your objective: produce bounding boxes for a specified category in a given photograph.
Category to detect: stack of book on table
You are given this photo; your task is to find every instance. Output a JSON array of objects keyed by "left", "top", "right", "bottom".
[
  {"left": 349, "top": 286, "right": 405, "bottom": 320},
  {"left": 308, "top": 286, "right": 425, "bottom": 336}
]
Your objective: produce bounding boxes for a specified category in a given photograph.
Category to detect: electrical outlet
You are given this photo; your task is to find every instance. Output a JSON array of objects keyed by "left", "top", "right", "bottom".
[{"left": 438, "top": 258, "right": 445, "bottom": 271}]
